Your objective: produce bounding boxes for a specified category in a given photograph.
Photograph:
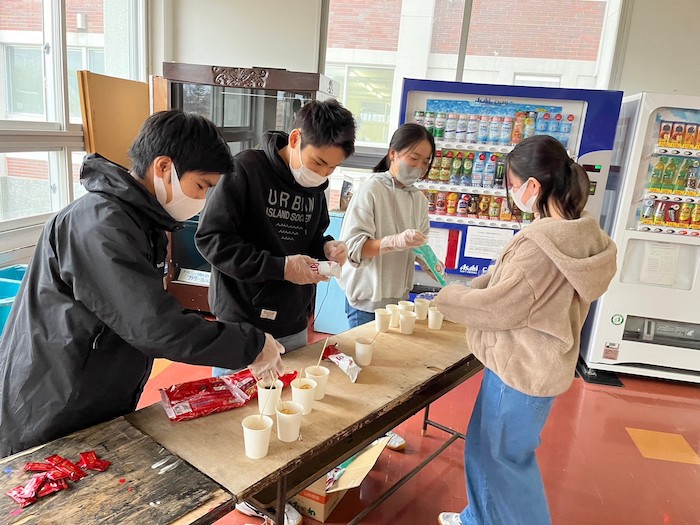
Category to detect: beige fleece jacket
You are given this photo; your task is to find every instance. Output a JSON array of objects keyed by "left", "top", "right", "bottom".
[{"left": 436, "top": 212, "right": 617, "bottom": 397}]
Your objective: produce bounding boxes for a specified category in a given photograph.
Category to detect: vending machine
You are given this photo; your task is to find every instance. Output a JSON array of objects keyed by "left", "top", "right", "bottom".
[
  {"left": 580, "top": 92, "right": 700, "bottom": 383},
  {"left": 399, "top": 79, "right": 623, "bottom": 281}
]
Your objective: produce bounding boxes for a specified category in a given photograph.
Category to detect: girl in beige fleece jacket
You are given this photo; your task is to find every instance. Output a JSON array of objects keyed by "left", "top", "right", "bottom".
[{"left": 437, "top": 135, "right": 617, "bottom": 525}]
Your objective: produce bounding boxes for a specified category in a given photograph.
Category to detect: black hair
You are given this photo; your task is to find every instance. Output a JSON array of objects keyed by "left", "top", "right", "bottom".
[
  {"left": 293, "top": 99, "right": 356, "bottom": 158},
  {"left": 373, "top": 123, "right": 436, "bottom": 173},
  {"left": 505, "top": 135, "right": 589, "bottom": 220},
  {"left": 128, "top": 109, "right": 234, "bottom": 179}
]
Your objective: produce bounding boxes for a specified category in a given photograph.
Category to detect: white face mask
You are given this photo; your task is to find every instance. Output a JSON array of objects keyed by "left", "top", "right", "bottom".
[
  {"left": 289, "top": 140, "right": 327, "bottom": 188},
  {"left": 153, "top": 164, "right": 206, "bottom": 221},
  {"left": 511, "top": 177, "right": 538, "bottom": 213},
  {"left": 395, "top": 159, "right": 424, "bottom": 186}
]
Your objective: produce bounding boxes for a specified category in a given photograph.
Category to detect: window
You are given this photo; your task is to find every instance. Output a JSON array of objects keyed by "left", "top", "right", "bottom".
[
  {"left": 324, "top": 0, "right": 623, "bottom": 148},
  {"left": 0, "top": 0, "right": 145, "bottom": 235}
]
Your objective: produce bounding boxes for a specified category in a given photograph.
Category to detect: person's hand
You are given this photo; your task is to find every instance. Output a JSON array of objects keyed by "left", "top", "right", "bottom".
[
  {"left": 248, "top": 333, "right": 285, "bottom": 379},
  {"left": 284, "top": 254, "right": 328, "bottom": 285},
  {"left": 379, "top": 229, "right": 427, "bottom": 254},
  {"left": 323, "top": 240, "right": 348, "bottom": 266}
]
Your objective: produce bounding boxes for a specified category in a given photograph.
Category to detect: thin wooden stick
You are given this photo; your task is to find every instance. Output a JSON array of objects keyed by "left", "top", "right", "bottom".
[{"left": 316, "top": 337, "right": 330, "bottom": 369}]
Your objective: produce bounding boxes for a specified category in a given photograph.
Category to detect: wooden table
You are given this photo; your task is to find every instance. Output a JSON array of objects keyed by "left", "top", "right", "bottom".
[
  {"left": 0, "top": 417, "right": 232, "bottom": 525},
  {"left": 128, "top": 320, "right": 482, "bottom": 524}
]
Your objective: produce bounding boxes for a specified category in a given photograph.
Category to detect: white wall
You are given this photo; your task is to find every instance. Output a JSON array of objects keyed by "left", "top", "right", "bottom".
[
  {"left": 615, "top": 0, "right": 700, "bottom": 96},
  {"left": 149, "top": 0, "right": 321, "bottom": 76}
]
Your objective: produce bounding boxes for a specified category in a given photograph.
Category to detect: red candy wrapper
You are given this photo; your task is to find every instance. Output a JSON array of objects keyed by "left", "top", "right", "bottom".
[
  {"left": 19, "top": 473, "right": 46, "bottom": 499},
  {"left": 46, "top": 455, "right": 86, "bottom": 481},
  {"left": 323, "top": 343, "right": 362, "bottom": 383},
  {"left": 160, "top": 368, "right": 297, "bottom": 422},
  {"left": 6, "top": 485, "right": 37, "bottom": 507},
  {"left": 36, "top": 478, "right": 69, "bottom": 498},
  {"left": 76, "top": 451, "right": 111, "bottom": 472},
  {"left": 24, "top": 462, "right": 54, "bottom": 472}
]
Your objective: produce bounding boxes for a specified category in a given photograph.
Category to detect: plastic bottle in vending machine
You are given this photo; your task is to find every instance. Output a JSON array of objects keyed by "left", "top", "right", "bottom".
[
  {"left": 535, "top": 113, "right": 550, "bottom": 134},
  {"left": 450, "top": 152, "right": 463, "bottom": 184},
  {"left": 499, "top": 116, "right": 513, "bottom": 145},
  {"left": 488, "top": 116, "right": 503, "bottom": 144},
  {"left": 461, "top": 152, "right": 474, "bottom": 186},
  {"left": 511, "top": 112, "right": 526, "bottom": 144},
  {"left": 414, "top": 110, "right": 426, "bottom": 126},
  {"left": 456, "top": 114, "right": 469, "bottom": 143},
  {"left": 477, "top": 115, "right": 491, "bottom": 143},
  {"left": 661, "top": 158, "right": 678, "bottom": 191},
  {"left": 426, "top": 190, "right": 437, "bottom": 213},
  {"left": 471, "top": 152, "right": 486, "bottom": 186},
  {"left": 523, "top": 112, "right": 537, "bottom": 139},
  {"left": 653, "top": 201, "right": 667, "bottom": 224},
  {"left": 467, "top": 194, "right": 479, "bottom": 217},
  {"left": 435, "top": 191, "right": 447, "bottom": 215},
  {"left": 658, "top": 121, "right": 672, "bottom": 146},
  {"left": 428, "top": 150, "right": 441, "bottom": 181},
  {"left": 499, "top": 197, "right": 512, "bottom": 221},
  {"left": 466, "top": 115, "right": 480, "bottom": 144},
  {"left": 434, "top": 112, "right": 447, "bottom": 139},
  {"left": 489, "top": 197, "right": 502, "bottom": 220},
  {"left": 691, "top": 203, "right": 700, "bottom": 228},
  {"left": 483, "top": 154, "right": 498, "bottom": 187},
  {"left": 670, "top": 123, "right": 685, "bottom": 146},
  {"left": 548, "top": 113, "right": 562, "bottom": 139},
  {"left": 683, "top": 123, "right": 698, "bottom": 149},
  {"left": 640, "top": 199, "right": 655, "bottom": 223},
  {"left": 559, "top": 114, "right": 574, "bottom": 149},
  {"left": 477, "top": 195, "right": 491, "bottom": 219},
  {"left": 674, "top": 159, "right": 690, "bottom": 192},
  {"left": 440, "top": 150, "right": 453, "bottom": 182},
  {"left": 679, "top": 202, "right": 693, "bottom": 226},
  {"left": 445, "top": 113, "right": 459, "bottom": 142},
  {"left": 649, "top": 157, "right": 666, "bottom": 190},
  {"left": 424, "top": 112, "right": 436, "bottom": 135}
]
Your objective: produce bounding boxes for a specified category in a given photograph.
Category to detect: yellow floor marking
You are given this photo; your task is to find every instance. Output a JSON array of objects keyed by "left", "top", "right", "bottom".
[{"left": 626, "top": 428, "right": 700, "bottom": 465}]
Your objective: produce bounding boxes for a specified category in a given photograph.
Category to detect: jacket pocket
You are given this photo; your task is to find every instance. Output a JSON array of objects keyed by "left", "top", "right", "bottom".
[{"left": 251, "top": 282, "right": 309, "bottom": 325}]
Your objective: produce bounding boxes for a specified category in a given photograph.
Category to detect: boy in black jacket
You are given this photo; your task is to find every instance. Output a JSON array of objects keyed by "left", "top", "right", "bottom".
[{"left": 197, "top": 100, "right": 356, "bottom": 370}]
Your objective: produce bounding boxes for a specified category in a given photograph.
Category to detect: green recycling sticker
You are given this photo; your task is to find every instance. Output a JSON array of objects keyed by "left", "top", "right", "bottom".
[{"left": 611, "top": 314, "right": 624, "bottom": 326}]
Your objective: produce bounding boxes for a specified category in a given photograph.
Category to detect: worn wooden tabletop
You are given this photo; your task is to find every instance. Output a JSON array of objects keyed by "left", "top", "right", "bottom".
[
  {"left": 0, "top": 417, "right": 232, "bottom": 525},
  {"left": 128, "top": 319, "right": 476, "bottom": 504}
]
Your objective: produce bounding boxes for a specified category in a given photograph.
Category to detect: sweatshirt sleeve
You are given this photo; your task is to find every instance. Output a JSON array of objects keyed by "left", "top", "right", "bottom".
[
  {"left": 470, "top": 272, "right": 492, "bottom": 289},
  {"left": 340, "top": 185, "right": 377, "bottom": 267},
  {"left": 436, "top": 266, "right": 535, "bottom": 331},
  {"left": 307, "top": 193, "right": 333, "bottom": 260},
  {"left": 59, "top": 203, "right": 265, "bottom": 369},
  {"left": 195, "top": 158, "right": 285, "bottom": 283}
]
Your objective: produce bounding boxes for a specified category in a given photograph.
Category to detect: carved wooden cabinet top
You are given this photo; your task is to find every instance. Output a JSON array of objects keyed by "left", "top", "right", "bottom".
[{"left": 162, "top": 62, "right": 339, "bottom": 97}]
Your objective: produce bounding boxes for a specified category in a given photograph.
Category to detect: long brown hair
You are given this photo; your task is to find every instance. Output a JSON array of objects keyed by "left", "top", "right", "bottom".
[{"left": 374, "top": 123, "right": 436, "bottom": 174}]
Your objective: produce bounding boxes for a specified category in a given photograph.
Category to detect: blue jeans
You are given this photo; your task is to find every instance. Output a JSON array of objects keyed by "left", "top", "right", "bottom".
[
  {"left": 460, "top": 369, "right": 555, "bottom": 525},
  {"left": 212, "top": 328, "right": 308, "bottom": 377},
  {"left": 344, "top": 299, "right": 375, "bottom": 329}
]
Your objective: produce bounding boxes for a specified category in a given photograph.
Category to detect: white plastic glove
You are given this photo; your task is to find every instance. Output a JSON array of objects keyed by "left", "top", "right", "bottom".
[
  {"left": 323, "top": 240, "right": 348, "bottom": 266},
  {"left": 379, "top": 229, "right": 427, "bottom": 255},
  {"left": 248, "top": 333, "right": 286, "bottom": 379},
  {"left": 283, "top": 254, "right": 328, "bottom": 285}
]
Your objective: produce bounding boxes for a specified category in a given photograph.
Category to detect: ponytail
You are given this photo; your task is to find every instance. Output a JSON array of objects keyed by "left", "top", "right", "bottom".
[{"left": 373, "top": 154, "right": 390, "bottom": 173}]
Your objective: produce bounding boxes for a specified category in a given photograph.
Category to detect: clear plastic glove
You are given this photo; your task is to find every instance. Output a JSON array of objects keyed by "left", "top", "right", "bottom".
[
  {"left": 379, "top": 229, "right": 427, "bottom": 255},
  {"left": 284, "top": 254, "right": 328, "bottom": 285},
  {"left": 323, "top": 240, "right": 348, "bottom": 266},
  {"left": 248, "top": 333, "right": 286, "bottom": 379}
]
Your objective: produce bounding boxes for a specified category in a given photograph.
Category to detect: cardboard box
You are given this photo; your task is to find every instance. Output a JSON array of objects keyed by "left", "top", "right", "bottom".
[{"left": 289, "top": 436, "right": 389, "bottom": 522}]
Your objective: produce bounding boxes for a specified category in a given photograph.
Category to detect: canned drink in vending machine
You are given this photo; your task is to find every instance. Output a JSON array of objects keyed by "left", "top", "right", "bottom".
[
  {"left": 428, "top": 150, "right": 441, "bottom": 181},
  {"left": 477, "top": 195, "right": 491, "bottom": 219},
  {"left": 440, "top": 150, "right": 453, "bottom": 182},
  {"left": 658, "top": 121, "right": 673, "bottom": 146},
  {"left": 414, "top": 110, "right": 426, "bottom": 126},
  {"left": 424, "top": 189, "right": 436, "bottom": 213},
  {"left": 494, "top": 160, "right": 505, "bottom": 188},
  {"left": 536, "top": 113, "right": 550, "bottom": 134},
  {"left": 446, "top": 192, "right": 459, "bottom": 216},
  {"left": 435, "top": 191, "right": 448, "bottom": 215},
  {"left": 670, "top": 122, "right": 686, "bottom": 146}
]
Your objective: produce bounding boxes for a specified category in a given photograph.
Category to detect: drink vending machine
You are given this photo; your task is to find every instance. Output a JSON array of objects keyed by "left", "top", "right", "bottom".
[
  {"left": 580, "top": 92, "right": 700, "bottom": 383},
  {"left": 399, "top": 79, "right": 622, "bottom": 282}
]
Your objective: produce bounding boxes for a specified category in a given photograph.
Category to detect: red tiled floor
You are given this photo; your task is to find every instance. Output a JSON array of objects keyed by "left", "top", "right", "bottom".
[{"left": 139, "top": 337, "right": 700, "bottom": 525}]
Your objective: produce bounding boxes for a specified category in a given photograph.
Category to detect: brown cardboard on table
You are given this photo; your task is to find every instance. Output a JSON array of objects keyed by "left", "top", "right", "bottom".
[{"left": 290, "top": 437, "right": 389, "bottom": 522}]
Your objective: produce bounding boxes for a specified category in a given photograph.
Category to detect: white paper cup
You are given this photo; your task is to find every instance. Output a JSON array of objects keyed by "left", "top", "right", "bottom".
[
  {"left": 355, "top": 336, "right": 375, "bottom": 366},
  {"left": 276, "top": 401, "right": 304, "bottom": 443},
  {"left": 291, "top": 378, "right": 317, "bottom": 415},
  {"left": 374, "top": 308, "right": 391, "bottom": 333},
  {"left": 257, "top": 379, "right": 283, "bottom": 416},
  {"left": 242, "top": 414, "right": 273, "bottom": 459},
  {"left": 414, "top": 298, "right": 430, "bottom": 321},
  {"left": 386, "top": 304, "right": 400, "bottom": 328},
  {"left": 428, "top": 307, "right": 445, "bottom": 330},
  {"left": 309, "top": 260, "right": 341, "bottom": 278},
  {"left": 305, "top": 365, "right": 330, "bottom": 400},
  {"left": 399, "top": 310, "right": 417, "bottom": 334},
  {"left": 398, "top": 300, "right": 415, "bottom": 312}
]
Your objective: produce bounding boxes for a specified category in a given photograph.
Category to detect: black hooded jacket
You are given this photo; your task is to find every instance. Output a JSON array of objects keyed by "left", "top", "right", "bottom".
[
  {"left": 0, "top": 154, "right": 265, "bottom": 457},
  {"left": 196, "top": 132, "right": 333, "bottom": 338}
]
